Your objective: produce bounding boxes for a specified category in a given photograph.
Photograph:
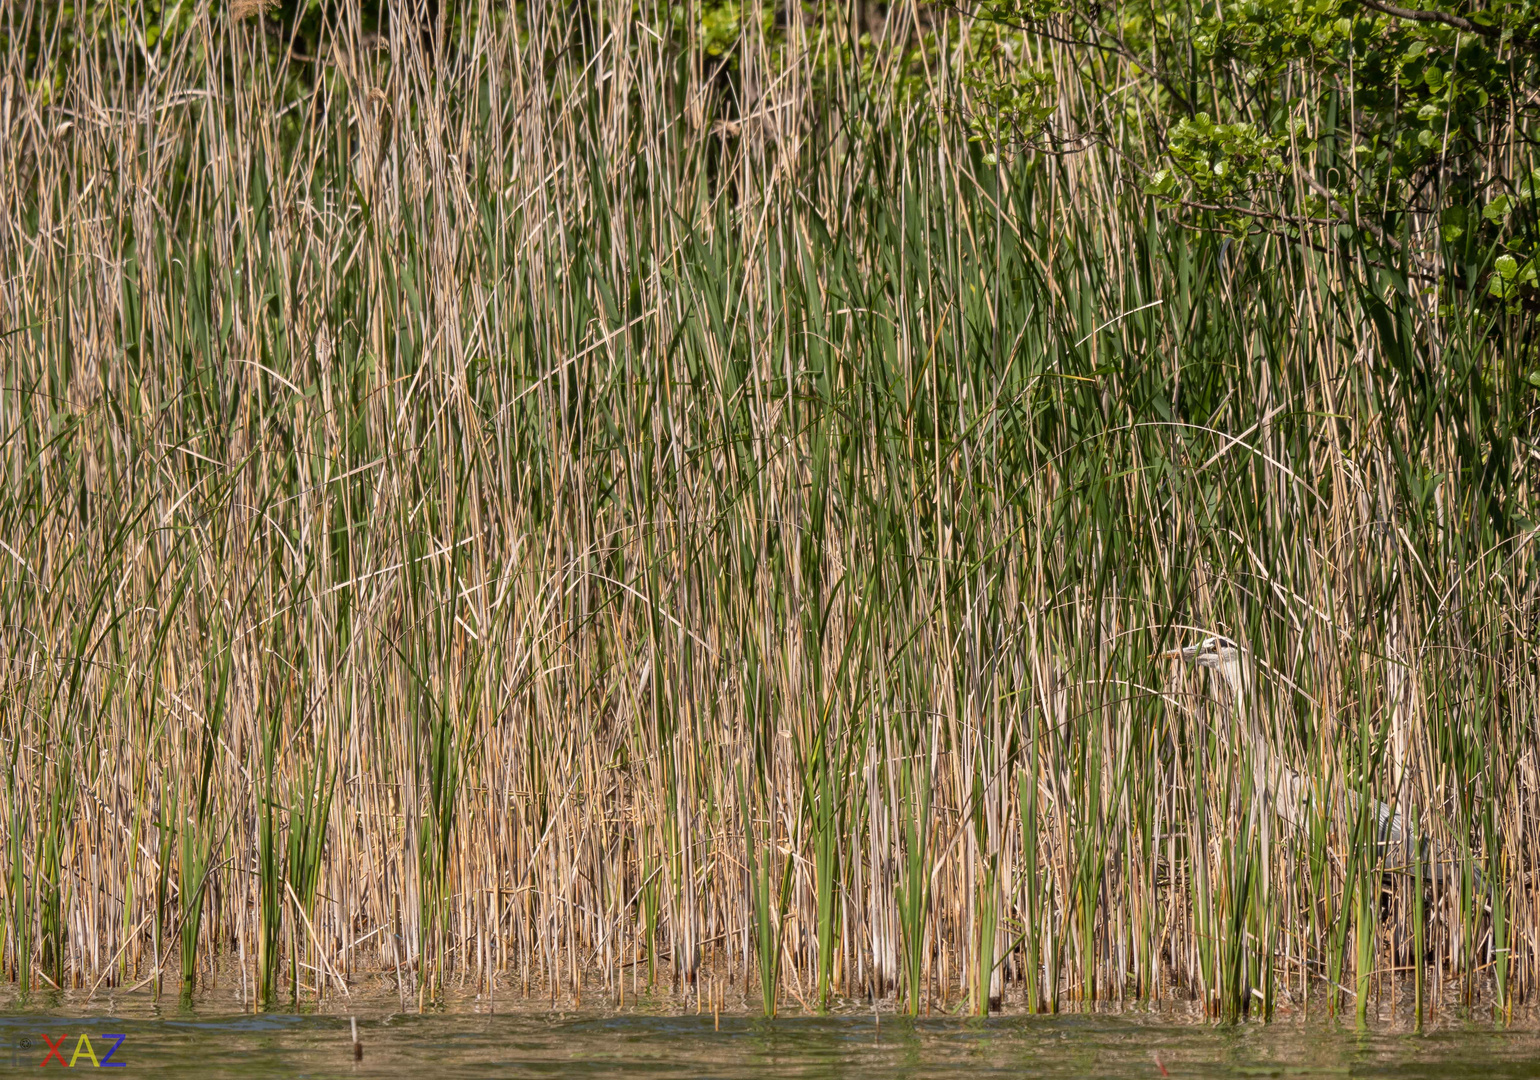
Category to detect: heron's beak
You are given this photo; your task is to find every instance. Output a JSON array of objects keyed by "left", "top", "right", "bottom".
[{"left": 1157, "top": 645, "right": 1199, "bottom": 663}]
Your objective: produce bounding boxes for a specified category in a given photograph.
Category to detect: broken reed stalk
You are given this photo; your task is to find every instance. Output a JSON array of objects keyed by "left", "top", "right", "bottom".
[{"left": 0, "top": 1, "right": 1535, "bottom": 1019}]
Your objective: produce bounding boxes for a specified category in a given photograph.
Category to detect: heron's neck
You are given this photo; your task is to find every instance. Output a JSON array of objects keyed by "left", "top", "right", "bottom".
[{"left": 1220, "top": 659, "right": 1273, "bottom": 765}]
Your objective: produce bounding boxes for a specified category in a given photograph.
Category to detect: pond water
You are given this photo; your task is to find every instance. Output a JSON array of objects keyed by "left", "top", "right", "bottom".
[{"left": 2, "top": 994, "right": 1537, "bottom": 1078}]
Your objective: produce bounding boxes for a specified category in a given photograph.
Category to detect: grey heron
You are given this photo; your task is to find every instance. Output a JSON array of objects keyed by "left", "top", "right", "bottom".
[{"left": 1163, "top": 635, "right": 1471, "bottom": 888}]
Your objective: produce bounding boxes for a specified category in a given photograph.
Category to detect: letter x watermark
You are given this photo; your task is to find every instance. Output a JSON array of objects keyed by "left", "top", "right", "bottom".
[{"left": 39, "top": 1034, "right": 68, "bottom": 1066}]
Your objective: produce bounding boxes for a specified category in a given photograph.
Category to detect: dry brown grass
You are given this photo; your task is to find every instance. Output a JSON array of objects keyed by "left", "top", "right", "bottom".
[
  {"left": 230, "top": 0, "right": 276, "bottom": 21},
  {"left": 0, "top": 1, "right": 1535, "bottom": 1020}
]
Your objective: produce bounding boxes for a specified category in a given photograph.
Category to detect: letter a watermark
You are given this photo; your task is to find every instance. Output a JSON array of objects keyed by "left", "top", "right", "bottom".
[{"left": 69, "top": 1034, "right": 100, "bottom": 1068}]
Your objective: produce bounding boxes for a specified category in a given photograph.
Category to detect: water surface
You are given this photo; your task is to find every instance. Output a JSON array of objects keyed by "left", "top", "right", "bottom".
[{"left": 2, "top": 995, "right": 1536, "bottom": 1077}]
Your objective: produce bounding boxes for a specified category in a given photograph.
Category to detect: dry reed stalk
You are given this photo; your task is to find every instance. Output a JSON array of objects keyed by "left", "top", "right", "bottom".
[
  {"left": 230, "top": 0, "right": 275, "bottom": 21},
  {"left": 0, "top": 1, "right": 1534, "bottom": 1018}
]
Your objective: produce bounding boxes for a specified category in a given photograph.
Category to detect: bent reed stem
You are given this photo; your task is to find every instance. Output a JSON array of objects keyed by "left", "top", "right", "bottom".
[{"left": 0, "top": 1, "right": 1535, "bottom": 1016}]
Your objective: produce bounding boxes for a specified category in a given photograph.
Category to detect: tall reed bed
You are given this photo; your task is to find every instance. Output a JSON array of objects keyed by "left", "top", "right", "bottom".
[{"left": 0, "top": 1, "right": 1536, "bottom": 1018}]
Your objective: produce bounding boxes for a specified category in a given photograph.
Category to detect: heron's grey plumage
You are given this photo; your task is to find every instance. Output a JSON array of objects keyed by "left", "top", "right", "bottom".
[{"left": 1167, "top": 635, "right": 1471, "bottom": 887}]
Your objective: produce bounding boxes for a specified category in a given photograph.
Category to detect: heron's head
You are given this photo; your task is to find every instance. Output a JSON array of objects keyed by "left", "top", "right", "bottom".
[{"left": 1163, "top": 635, "right": 1241, "bottom": 670}]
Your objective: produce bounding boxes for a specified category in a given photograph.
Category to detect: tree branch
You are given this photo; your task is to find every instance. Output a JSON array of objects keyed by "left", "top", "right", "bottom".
[{"left": 1357, "top": 0, "right": 1488, "bottom": 34}]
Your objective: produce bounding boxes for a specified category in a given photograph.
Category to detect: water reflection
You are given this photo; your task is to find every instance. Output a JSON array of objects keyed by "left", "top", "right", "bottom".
[{"left": 0, "top": 994, "right": 1535, "bottom": 1078}]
